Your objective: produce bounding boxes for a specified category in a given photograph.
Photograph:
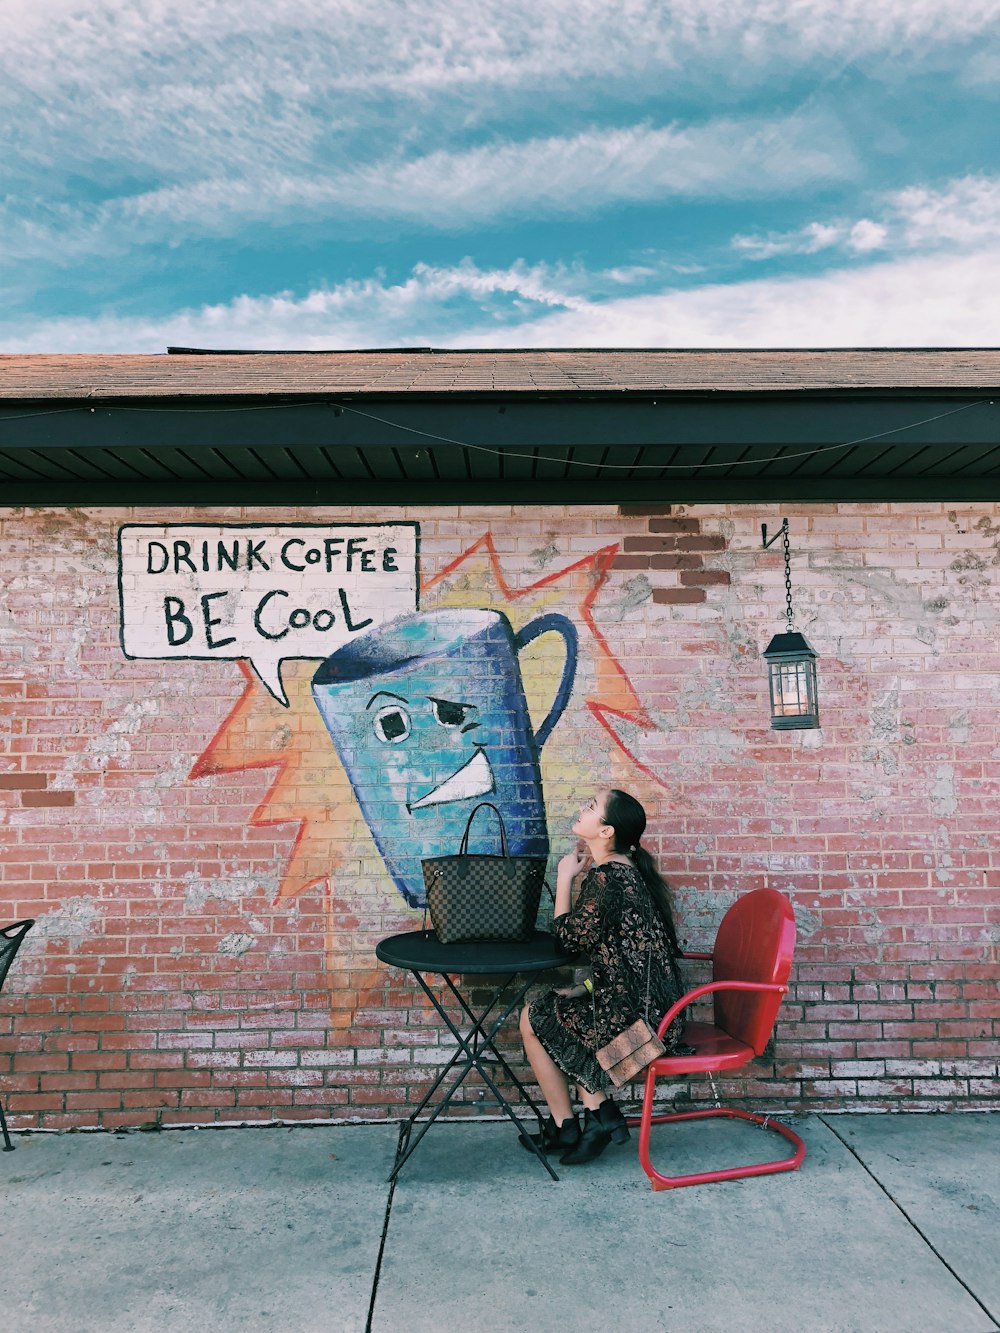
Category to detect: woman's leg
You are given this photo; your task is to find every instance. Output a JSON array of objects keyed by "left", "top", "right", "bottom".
[
  {"left": 577, "top": 1087, "right": 607, "bottom": 1112},
  {"left": 519, "top": 1005, "right": 574, "bottom": 1124}
]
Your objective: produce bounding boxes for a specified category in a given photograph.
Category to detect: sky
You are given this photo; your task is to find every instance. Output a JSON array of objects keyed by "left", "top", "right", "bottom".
[{"left": 3, "top": 0, "right": 1000, "bottom": 352}]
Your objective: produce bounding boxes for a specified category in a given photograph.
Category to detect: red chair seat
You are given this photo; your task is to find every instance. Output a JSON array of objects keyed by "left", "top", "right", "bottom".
[{"left": 653, "top": 1021, "right": 754, "bottom": 1076}]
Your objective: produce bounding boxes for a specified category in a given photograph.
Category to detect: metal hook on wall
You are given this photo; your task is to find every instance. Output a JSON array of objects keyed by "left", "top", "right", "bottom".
[{"left": 761, "top": 518, "right": 789, "bottom": 550}]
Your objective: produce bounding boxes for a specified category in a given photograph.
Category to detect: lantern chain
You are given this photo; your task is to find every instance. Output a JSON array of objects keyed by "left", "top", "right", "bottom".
[{"left": 783, "top": 524, "right": 795, "bottom": 632}]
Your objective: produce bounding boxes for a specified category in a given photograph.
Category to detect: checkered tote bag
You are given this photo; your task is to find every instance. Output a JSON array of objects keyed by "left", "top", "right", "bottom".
[{"left": 421, "top": 803, "right": 547, "bottom": 944}]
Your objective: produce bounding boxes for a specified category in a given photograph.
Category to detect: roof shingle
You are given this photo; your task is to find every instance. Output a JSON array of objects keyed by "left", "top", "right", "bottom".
[{"left": 2, "top": 348, "right": 1000, "bottom": 399}]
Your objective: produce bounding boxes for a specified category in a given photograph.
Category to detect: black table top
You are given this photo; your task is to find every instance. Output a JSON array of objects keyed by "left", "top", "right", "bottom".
[{"left": 376, "top": 929, "right": 573, "bottom": 976}]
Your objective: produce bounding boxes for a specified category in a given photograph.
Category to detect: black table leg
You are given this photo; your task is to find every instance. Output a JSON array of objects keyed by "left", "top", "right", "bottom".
[
  {"left": 436, "top": 972, "right": 556, "bottom": 1179},
  {"left": 387, "top": 968, "right": 558, "bottom": 1183},
  {"left": 1, "top": 1101, "right": 14, "bottom": 1152},
  {"left": 440, "top": 972, "right": 550, "bottom": 1117}
]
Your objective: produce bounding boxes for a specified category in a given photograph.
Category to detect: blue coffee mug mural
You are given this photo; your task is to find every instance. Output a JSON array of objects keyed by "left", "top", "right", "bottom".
[{"left": 311, "top": 608, "right": 578, "bottom": 906}]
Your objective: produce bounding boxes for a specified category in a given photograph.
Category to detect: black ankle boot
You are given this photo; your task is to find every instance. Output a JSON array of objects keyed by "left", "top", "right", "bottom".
[
  {"left": 559, "top": 1108, "right": 612, "bottom": 1165},
  {"left": 596, "top": 1097, "right": 630, "bottom": 1145},
  {"left": 519, "top": 1113, "right": 580, "bottom": 1154}
]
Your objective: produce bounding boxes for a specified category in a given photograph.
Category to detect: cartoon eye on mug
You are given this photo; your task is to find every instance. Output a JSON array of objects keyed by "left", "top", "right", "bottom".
[
  {"left": 369, "top": 692, "right": 412, "bottom": 744},
  {"left": 430, "top": 697, "right": 478, "bottom": 732}
]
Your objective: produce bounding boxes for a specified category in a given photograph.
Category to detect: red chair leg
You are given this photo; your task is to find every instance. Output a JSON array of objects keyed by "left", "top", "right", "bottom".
[{"left": 634, "top": 1073, "right": 806, "bottom": 1191}]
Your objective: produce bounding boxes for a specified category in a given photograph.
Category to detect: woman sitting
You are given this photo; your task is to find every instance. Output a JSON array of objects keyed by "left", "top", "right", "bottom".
[{"left": 519, "top": 788, "right": 683, "bottom": 1164}]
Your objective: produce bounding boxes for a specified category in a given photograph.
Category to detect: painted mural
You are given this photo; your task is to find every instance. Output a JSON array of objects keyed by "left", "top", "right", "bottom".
[{"left": 117, "top": 523, "right": 657, "bottom": 926}]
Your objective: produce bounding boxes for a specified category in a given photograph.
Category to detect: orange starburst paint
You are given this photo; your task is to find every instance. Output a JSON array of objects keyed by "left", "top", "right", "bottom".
[
  {"left": 425, "top": 532, "right": 662, "bottom": 785},
  {"left": 190, "top": 659, "right": 359, "bottom": 900}
]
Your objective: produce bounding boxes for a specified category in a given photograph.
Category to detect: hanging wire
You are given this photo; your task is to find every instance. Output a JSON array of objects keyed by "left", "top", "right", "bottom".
[
  {"left": 334, "top": 398, "right": 993, "bottom": 471},
  {"left": 0, "top": 398, "right": 991, "bottom": 473}
]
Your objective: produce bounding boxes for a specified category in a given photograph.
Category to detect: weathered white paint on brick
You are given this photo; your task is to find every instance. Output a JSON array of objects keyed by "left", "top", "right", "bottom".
[
  {"left": 33, "top": 896, "right": 105, "bottom": 952},
  {"left": 217, "top": 932, "right": 256, "bottom": 957}
]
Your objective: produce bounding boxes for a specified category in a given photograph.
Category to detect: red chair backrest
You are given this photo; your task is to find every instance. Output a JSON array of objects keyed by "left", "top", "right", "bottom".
[{"left": 711, "top": 889, "right": 796, "bottom": 1055}]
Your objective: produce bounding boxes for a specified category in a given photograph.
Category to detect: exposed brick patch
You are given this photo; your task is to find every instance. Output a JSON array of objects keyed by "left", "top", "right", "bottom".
[
  {"left": 647, "top": 518, "right": 700, "bottom": 533},
  {"left": 652, "top": 587, "right": 707, "bottom": 604},
  {"left": 0, "top": 771, "right": 77, "bottom": 806},
  {"left": 680, "top": 570, "right": 731, "bottom": 586},
  {"left": 674, "top": 534, "right": 726, "bottom": 551},
  {"left": 649, "top": 554, "right": 703, "bottom": 570},
  {"left": 20, "top": 790, "right": 75, "bottom": 807},
  {"left": 617, "top": 504, "right": 730, "bottom": 608},
  {"left": 622, "top": 536, "right": 693, "bottom": 552}
]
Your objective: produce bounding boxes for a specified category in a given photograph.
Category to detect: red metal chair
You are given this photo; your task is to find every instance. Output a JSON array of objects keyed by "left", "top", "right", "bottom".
[
  {"left": 635, "top": 887, "right": 805, "bottom": 1190},
  {"left": 1, "top": 919, "right": 34, "bottom": 1152}
]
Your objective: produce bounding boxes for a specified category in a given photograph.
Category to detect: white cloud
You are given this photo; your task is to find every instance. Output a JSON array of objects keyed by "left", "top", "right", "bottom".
[
  {"left": 1, "top": 112, "right": 853, "bottom": 259},
  {"left": 456, "top": 247, "right": 1000, "bottom": 347},
  {"left": 733, "top": 216, "right": 888, "bottom": 260},
  {"left": 962, "top": 47, "right": 1000, "bottom": 87},
  {"left": 0, "top": 259, "right": 586, "bottom": 353},
  {"left": 600, "top": 265, "right": 660, "bottom": 285},
  {"left": 4, "top": 1, "right": 999, "bottom": 107},
  {"left": 5, "top": 245, "right": 1000, "bottom": 353},
  {"left": 733, "top": 174, "right": 1000, "bottom": 264},
  {"left": 3, "top": 0, "right": 997, "bottom": 271},
  {"left": 134, "top": 111, "right": 851, "bottom": 219},
  {"left": 893, "top": 176, "right": 1000, "bottom": 247},
  {"left": 847, "top": 219, "right": 888, "bottom": 252},
  {"left": 733, "top": 221, "right": 847, "bottom": 260},
  {"left": 2, "top": 0, "right": 997, "bottom": 205}
]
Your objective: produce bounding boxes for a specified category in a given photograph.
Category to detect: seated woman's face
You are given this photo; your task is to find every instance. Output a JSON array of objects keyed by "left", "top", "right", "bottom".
[{"left": 572, "top": 790, "right": 611, "bottom": 840}]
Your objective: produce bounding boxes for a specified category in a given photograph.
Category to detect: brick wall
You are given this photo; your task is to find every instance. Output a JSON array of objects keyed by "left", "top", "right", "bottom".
[{"left": 1, "top": 501, "right": 998, "bottom": 1130}]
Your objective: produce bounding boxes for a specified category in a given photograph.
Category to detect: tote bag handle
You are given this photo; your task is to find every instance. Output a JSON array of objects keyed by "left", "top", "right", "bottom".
[{"left": 458, "top": 802, "right": 509, "bottom": 856}]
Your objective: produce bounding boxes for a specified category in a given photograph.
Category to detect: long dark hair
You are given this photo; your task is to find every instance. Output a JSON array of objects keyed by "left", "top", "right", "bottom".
[{"left": 602, "top": 789, "right": 680, "bottom": 956}]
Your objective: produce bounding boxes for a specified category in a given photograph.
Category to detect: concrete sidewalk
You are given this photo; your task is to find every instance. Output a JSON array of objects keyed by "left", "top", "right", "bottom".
[{"left": 2, "top": 1112, "right": 998, "bottom": 1333}]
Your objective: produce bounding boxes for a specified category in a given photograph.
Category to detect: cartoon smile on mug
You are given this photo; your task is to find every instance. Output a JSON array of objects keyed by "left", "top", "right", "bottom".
[{"left": 364, "top": 689, "right": 496, "bottom": 813}]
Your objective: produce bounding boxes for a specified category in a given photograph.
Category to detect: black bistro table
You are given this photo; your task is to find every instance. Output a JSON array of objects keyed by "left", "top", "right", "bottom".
[{"left": 375, "top": 929, "right": 572, "bottom": 1182}]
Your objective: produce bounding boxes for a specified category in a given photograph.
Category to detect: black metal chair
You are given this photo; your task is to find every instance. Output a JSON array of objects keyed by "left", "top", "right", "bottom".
[{"left": 1, "top": 920, "right": 34, "bottom": 1151}]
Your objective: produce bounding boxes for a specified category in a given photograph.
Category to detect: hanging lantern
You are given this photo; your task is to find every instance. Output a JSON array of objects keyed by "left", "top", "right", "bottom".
[{"left": 761, "top": 520, "right": 820, "bottom": 730}]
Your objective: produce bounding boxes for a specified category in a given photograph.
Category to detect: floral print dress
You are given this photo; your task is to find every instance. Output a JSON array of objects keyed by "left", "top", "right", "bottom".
[{"left": 528, "top": 861, "right": 684, "bottom": 1094}]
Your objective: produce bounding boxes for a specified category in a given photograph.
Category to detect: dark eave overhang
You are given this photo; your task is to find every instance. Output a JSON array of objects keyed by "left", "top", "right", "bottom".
[{"left": 1, "top": 350, "right": 998, "bottom": 505}]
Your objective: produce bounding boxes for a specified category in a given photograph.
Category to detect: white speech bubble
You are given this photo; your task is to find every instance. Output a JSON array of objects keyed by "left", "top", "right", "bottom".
[{"left": 118, "top": 523, "right": 420, "bottom": 705}]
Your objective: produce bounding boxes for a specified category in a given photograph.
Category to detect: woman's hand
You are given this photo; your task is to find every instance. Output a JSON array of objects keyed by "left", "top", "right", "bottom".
[
  {"left": 557, "top": 845, "right": 592, "bottom": 881},
  {"left": 554, "top": 842, "right": 591, "bottom": 919}
]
